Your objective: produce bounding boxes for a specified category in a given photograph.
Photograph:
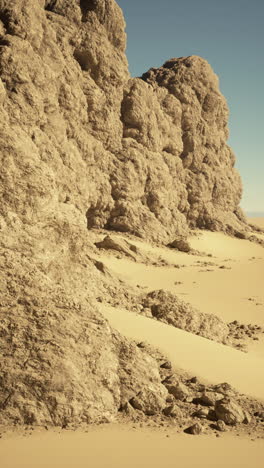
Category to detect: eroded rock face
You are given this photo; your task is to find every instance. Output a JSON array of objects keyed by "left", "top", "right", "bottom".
[
  {"left": 0, "top": 1, "right": 246, "bottom": 245},
  {"left": 0, "top": 248, "right": 167, "bottom": 426},
  {"left": 0, "top": 0, "right": 248, "bottom": 426},
  {"left": 141, "top": 57, "right": 244, "bottom": 233}
]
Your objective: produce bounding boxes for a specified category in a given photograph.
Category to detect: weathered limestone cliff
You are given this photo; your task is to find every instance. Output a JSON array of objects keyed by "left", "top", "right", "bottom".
[{"left": 0, "top": 0, "right": 248, "bottom": 426}]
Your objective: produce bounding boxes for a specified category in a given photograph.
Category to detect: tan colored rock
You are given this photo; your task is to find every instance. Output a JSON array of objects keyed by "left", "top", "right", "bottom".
[
  {"left": 0, "top": 0, "right": 250, "bottom": 427},
  {"left": 129, "top": 387, "right": 167, "bottom": 416},
  {"left": 163, "top": 404, "right": 183, "bottom": 418},
  {"left": 141, "top": 56, "right": 244, "bottom": 235},
  {"left": 215, "top": 398, "right": 248, "bottom": 425},
  {"left": 200, "top": 391, "right": 224, "bottom": 407},
  {"left": 193, "top": 408, "right": 209, "bottom": 419},
  {"left": 216, "top": 420, "right": 227, "bottom": 432},
  {"left": 185, "top": 422, "right": 204, "bottom": 435},
  {"left": 168, "top": 236, "right": 191, "bottom": 252},
  {"left": 142, "top": 290, "right": 229, "bottom": 343},
  {"left": 160, "top": 361, "right": 172, "bottom": 370},
  {"left": 95, "top": 235, "right": 137, "bottom": 259},
  {"left": 166, "top": 382, "right": 190, "bottom": 401}
]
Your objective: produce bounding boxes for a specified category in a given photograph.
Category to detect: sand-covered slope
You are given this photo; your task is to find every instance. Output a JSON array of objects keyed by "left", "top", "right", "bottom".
[
  {"left": 1, "top": 226, "right": 264, "bottom": 467},
  {"left": 96, "top": 226, "right": 264, "bottom": 399}
]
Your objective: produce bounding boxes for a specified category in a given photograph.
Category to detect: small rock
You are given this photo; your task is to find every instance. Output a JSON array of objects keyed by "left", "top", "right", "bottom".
[
  {"left": 200, "top": 392, "right": 223, "bottom": 407},
  {"left": 243, "top": 411, "right": 251, "bottom": 424},
  {"left": 163, "top": 405, "right": 182, "bottom": 418},
  {"left": 129, "top": 397, "right": 143, "bottom": 411},
  {"left": 137, "top": 342, "right": 145, "bottom": 348},
  {"left": 213, "top": 382, "right": 234, "bottom": 396},
  {"left": 234, "top": 231, "right": 247, "bottom": 240},
  {"left": 166, "top": 395, "right": 175, "bottom": 404},
  {"left": 162, "top": 374, "right": 174, "bottom": 384},
  {"left": 215, "top": 398, "right": 246, "bottom": 425},
  {"left": 160, "top": 361, "right": 172, "bottom": 370},
  {"left": 166, "top": 382, "right": 190, "bottom": 401},
  {"left": 184, "top": 422, "right": 204, "bottom": 435},
  {"left": 193, "top": 408, "right": 209, "bottom": 419},
  {"left": 207, "top": 409, "right": 218, "bottom": 421},
  {"left": 168, "top": 237, "right": 191, "bottom": 253},
  {"left": 190, "top": 376, "right": 198, "bottom": 384},
  {"left": 185, "top": 396, "right": 194, "bottom": 403},
  {"left": 216, "top": 420, "right": 227, "bottom": 432}
]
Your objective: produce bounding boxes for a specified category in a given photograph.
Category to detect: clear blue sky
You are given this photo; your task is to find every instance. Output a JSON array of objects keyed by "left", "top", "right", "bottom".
[{"left": 116, "top": 0, "right": 264, "bottom": 213}]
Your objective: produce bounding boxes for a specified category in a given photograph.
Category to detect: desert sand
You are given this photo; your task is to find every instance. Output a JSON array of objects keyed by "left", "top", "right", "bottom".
[
  {"left": 1, "top": 426, "right": 264, "bottom": 468},
  {"left": 1, "top": 219, "right": 263, "bottom": 467}
]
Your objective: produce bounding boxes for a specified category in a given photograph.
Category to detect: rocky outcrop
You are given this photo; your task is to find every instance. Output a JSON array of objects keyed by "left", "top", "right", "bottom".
[
  {"left": 214, "top": 398, "right": 250, "bottom": 425},
  {"left": 141, "top": 57, "right": 245, "bottom": 233},
  {"left": 0, "top": 1, "right": 246, "bottom": 246},
  {"left": 0, "top": 0, "right": 249, "bottom": 426},
  {"left": 141, "top": 290, "right": 229, "bottom": 343},
  {"left": 0, "top": 247, "right": 168, "bottom": 426}
]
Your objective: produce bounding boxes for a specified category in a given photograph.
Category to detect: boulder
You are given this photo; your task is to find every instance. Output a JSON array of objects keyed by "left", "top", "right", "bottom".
[
  {"left": 216, "top": 420, "right": 227, "bottom": 432},
  {"left": 166, "top": 382, "right": 190, "bottom": 401},
  {"left": 184, "top": 422, "right": 204, "bottom": 435},
  {"left": 214, "top": 398, "right": 247, "bottom": 425},
  {"left": 95, "top": 236, "right": 137, "bottom": 259},
  {"left": 160, "top": 361, "right": 172, "bottom": 370},
  {"left": 193, "top": 408, "right": 209, "bottom": 419},
  {"left": 128, "top": 387, "right": 167, "bottom": 416},
  {"left": 163, "top": 405, "right": 183, "bottom": 418},
  {"left": 168, "top": 237, "right": 191, "bottom": 253},
  {"left": 200, "top": 391, "right": 223, "bottom": 406},
  {"left": 142, "top": 290, "right": 229, "bottom": 343}
]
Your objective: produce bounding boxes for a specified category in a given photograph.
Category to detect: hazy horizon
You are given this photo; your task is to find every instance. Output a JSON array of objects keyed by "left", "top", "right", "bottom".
[{"left": 117, "top": 0, "right": 264, "bottom": 212}]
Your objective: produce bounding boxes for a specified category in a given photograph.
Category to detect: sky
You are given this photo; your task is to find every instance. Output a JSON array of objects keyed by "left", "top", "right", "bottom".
[{"left": 116, "top": 0, "right": 264, "bottom": 213}]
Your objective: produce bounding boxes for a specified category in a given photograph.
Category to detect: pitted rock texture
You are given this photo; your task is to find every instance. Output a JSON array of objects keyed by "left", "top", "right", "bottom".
[
  {"left": 139, "top": 56, "right": 245, "bottom": 233},
  {"left": 141, "top": 290, "right": 229, "bottom": 344},
  {"left": 0, "top": 0, "right": 249, "bottom": 426},
  {"left": 0, "top": 248, "right": 169, "bottom": 426},
  {"left": 0, "top": 0, "right": 246, "bottom": 245}
]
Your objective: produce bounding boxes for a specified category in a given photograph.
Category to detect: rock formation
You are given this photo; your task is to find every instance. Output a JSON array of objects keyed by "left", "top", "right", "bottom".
[
  {"left": 0, "top": 0, "right": 250, "bottom": 426},
  {"left": 140, "top": 290, "right": 229, "bottom": 344},
  {"left": 0, "top": 0, "right": 247, "bottom": 246}
]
